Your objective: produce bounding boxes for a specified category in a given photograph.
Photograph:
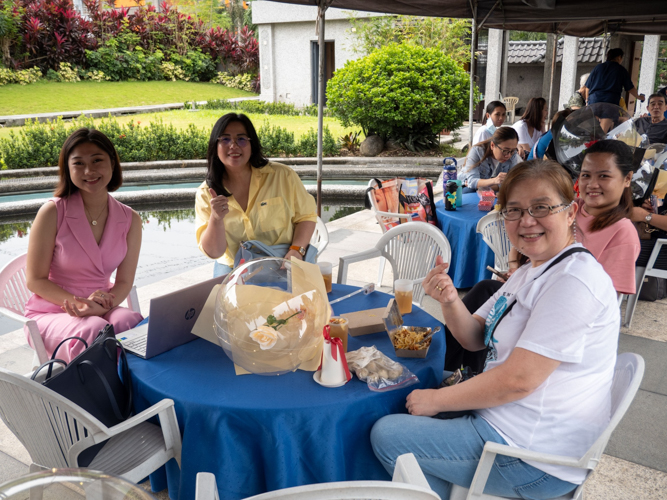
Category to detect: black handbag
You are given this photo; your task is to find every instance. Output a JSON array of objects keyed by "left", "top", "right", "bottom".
[{"left": 31, "top": 324, "right": 133, "bottom": 466}]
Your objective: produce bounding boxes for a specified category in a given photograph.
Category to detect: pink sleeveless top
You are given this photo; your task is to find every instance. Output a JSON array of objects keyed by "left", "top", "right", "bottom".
[{"left": 25, "top": 191, "right": 134, "bottom": 315}]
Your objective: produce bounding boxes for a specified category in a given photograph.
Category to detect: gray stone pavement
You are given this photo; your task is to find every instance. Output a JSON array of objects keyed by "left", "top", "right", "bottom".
[{"left": 1, "top": 207, "right": 666, "bottom": 498}]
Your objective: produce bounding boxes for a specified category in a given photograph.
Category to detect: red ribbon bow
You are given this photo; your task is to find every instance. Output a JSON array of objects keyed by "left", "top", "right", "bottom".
[{"left": 319, "top": 325, "right": 352, "bottom": 382}]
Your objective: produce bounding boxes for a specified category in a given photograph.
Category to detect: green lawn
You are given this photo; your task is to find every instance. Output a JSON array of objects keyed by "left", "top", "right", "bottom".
[
  {"left": 0, "top": 81, "right": 257, "bottom": 116},
  {"left": 0, "top": 109, "right": 357, "bottom": 141}
]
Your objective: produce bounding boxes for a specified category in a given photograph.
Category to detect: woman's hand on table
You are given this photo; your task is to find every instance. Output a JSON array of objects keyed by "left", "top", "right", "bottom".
[
  {"left": 62, "top": 296, "right": 110, "bottom": 317},
  {"left": 88, "top": 290, "right": 115, "bottom": 309},
  {"left": 209, "top": 188, "right": 230, "bottom": 224},
  {"left": 424, "top": 256, "right": 458, "bottom": 304},
  {"left": 284, "top": 249, "right": 303, "bottom": 261},
  {"left": 406, "top": 388, "right": 442, "bottom": 416}
]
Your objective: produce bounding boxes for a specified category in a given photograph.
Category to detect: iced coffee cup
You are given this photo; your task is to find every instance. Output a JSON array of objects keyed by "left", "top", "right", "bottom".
[
  {"left": 318, "top": 262, "right": 333, "bottom": 293},
  {"left": 328, "top": 316, "right": 349, "bottom": 353},
  {"left": 394, "top": 279, "right": 413, "bottom": 315}
]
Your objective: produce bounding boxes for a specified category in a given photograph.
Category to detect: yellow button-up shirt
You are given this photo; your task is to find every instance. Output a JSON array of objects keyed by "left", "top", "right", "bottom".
[{"left": 195, "top": 162, "right": 317, "bottom": 266}]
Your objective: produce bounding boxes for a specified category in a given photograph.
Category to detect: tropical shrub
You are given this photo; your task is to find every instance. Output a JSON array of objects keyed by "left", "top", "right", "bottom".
[
  {"left": 326, "top": 43, "right": 476, "bottom": 146},
  {"left": 296, "top": 127, "right": 338, "bottom": 157},
  {"left": 0, "top": 65, "right": 40, "bottom": 85},
  {"left": 211, "top": 71, "right": 254, "bottom": 92},
  {"left": 198, "top": 99, "right": 324, "bottom": 117}
]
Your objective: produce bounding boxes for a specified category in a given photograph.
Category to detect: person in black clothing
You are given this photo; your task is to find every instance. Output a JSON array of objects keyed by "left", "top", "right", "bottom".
[
  {"left": 635, "top": 93, "right": 667, "bottom": 144},
  {"left": 586, "top": 48, "right": 644, "bottom": 106}
]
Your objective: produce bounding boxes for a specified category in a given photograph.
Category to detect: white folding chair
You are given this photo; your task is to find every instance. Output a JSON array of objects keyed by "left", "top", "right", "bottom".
[
  {"left": 337, "top": 223, "right": 451, "bottom": 307},
  {"left": 449, "top": 352, "right": 645, "bottom": 500},
  {"left": 367, "top": 179, "right": 418, "bottom": 286},
  {"left": 0, "top": 367, "right": 182, "bottom": 482},
  {"left": 623, "top": 238, "right": 667, "bottom": 328},
  {"left": 502, "top": 97, "right": 519, "bottom": 124},
  {"left": 195, "top": 453, "right": 440, "bottom": 500},
  {"left": 475, "top": 212, "right": 511, "bottom": 274},
  {"left": 0, "top": 253, "right": 141, "bottom": 368},
  {"left": 310, "top": 216, "right": 329, "bottom": 259}
]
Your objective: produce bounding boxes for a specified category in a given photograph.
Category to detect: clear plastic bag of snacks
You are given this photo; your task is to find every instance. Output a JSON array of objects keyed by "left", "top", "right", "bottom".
[{"left": 345, "top": 346, "right": 418, "bottom": 392}]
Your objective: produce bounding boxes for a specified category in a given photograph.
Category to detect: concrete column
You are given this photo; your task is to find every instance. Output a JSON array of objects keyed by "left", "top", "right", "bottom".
[
  {"left": 542, "top": 34, "right": 558, "bottom": 115},
  {"left": 484, "top": 29, "right": 504, "bottom": 102},
  {"left": 258, "top": 25, "right": 276, "bottom": 103},
  {"left": 558, "top": 36, "right": 579, "bottom": 110},
  {"left": 500, "top": 30, "right": 510, "bottom": 98},
  {"left": 635, "top": 35, "right": 661, "bottom": 117}
]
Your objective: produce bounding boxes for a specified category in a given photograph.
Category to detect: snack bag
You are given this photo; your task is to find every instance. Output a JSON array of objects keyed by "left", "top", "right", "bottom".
[
  {"left": 346, "top": 345, "right": 418, "bottom": 392},
  {"left": 368, "top": 179, "right": 401, "bottom": 230},
  {"left": 398, "top": 178, "right": 438, "bottom": 226}
]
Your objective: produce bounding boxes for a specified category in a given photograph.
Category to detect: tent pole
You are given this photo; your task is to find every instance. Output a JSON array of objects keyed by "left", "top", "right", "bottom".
[
  {"left": 547, "top": 33, "right": 558, "bottom": 124},
  {"left": 316, "top": 3, "right": 326, "bottom": 217},
  {"left": 468, "top": 3, "right": 478, "bottom": 148}
]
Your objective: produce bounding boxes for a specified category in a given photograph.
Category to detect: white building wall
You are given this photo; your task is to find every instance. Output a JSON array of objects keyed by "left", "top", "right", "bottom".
[{"left": 254, "top": 1, "right": 383, "bottom": 107}]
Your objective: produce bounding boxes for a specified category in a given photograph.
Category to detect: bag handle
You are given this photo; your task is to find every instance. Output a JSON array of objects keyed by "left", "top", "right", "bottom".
[
  {"left": 31, "top": 359, "right": 67, "bottom": 382},
  {"left": 51, "top": 336, "right": 88, "bottom": 361}
]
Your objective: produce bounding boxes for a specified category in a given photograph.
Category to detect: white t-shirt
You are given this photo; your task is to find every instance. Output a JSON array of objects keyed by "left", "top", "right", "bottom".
[
  {"left": 475, "top": 244, "right": 619, "bottom": 484},
  {"left": 512, "top": 119, "right": 543, "bottom": 149},
  {"left": 473, "top": 120, "right": 495, "bottom": 145}
]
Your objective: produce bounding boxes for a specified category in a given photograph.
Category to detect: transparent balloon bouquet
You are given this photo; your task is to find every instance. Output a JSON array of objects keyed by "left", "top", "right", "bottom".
[{"left": 214, "top": 258, "right": 330, "bottom": 376}]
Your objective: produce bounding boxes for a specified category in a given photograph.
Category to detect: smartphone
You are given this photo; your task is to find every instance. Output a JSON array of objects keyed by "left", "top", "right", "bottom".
[{"left": 486, "top": 266, "right": 509, "bottom": 281}]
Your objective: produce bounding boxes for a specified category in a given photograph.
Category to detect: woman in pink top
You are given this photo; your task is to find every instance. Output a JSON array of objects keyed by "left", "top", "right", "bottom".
[
  {"left": 25, "top": 129, "right": 143, "bottom": 362},
  {"left": 575, "top": 140, "right": 640, "bottom": 295}
]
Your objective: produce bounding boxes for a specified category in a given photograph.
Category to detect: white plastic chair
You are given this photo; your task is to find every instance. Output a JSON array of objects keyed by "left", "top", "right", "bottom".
[
  {"left": 502, "top": 97, "right": 519, "bottom": 124},
  {"left": 0, "top": 366, "right": 182, "bottom": 482},
  {"left": 0, "top": 253, "right": 141, "bottom": 367},
  {"left": 195, "top": 453, "right": 440, "bottom": 500},
  {"left": 367, "top": 179, "right": 418, "bottom": 285},
  {"left": 337, "top": 223, "right": 451, "bottom": 307},
  {"left": 310, "top": 216, "right": 329, "bottom": 258},
  {"left": 448, "top": 352, "right": 645, "bottom": 500},
  {"left": 623, "top": 238, "right": 667, "bottom": 328},
  {"left": 475, "top": 212, "right": 511, "bottom": 273}
]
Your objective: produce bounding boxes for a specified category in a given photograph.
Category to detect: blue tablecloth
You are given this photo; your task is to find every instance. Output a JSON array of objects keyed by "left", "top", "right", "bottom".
[
  {"left": 436, "top": 192, "right": 495, "bottom": 288},
  {"left": 128, "top": 283, "right": 445, "bottom": 500}
]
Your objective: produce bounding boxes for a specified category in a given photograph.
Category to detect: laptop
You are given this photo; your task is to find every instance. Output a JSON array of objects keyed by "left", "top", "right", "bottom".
[{"left": 117, "top": 274, "right": 226, "bottom": 359}]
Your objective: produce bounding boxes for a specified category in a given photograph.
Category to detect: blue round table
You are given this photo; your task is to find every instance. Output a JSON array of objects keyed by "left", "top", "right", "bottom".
[
  {"left": 128, "top": 284, "right": 445, "bottom": 500},
  {"left": 436, "top": 192, "right": 496, "bottom": 288}
]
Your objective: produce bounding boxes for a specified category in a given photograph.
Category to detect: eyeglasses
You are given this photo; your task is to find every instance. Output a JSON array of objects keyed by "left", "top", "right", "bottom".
[
  {"left": 501, "top": 201, "right": 573, "bottom": 221},
  {"left": 496, "top": 146, "right": 518, "bottom": 157},
  {"left": 218, "top": 136, "right": 250, "bottom": 148}
]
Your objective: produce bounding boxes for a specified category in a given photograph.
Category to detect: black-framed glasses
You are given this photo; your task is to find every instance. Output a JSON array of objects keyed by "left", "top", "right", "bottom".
[
  {"left": 218, "top": 136, "right": 250, "bottom": 148},
  {"left": 501, "top": 201, "right": 573, "bottom": 221}
]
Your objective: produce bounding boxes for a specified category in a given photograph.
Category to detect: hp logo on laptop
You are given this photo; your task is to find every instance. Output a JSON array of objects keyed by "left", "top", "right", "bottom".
[{"left": 185, "top": 308, "right": 196, "bottom": 320}]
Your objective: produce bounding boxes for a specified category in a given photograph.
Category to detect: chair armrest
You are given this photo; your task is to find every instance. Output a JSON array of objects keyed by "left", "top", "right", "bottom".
[
  {"left": 0, "top": 306, "right": 32, "bottom": 325},
  {"left": 375, "top": 210, "right": 413, "bottom": 221},
  {"left": 392, "top": 453, "right": 431, "bottom": 490},
  {"left": 196, "top": 473, "right": 220, "bottom": 500},
  {"left": 337, "top": 248, "right": 383, "bottom": 284},
  {"left": 0, "top": 307, "right": 49, "bottom": 364},
  {"left": 103, "top": 398, "right": 177, "bottom": 437},
  {"left": 467, "top": 441, "right": 585, "bottom": 498}
]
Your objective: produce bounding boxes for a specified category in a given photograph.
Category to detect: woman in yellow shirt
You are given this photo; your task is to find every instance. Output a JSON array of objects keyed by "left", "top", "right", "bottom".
[{"left": 195, "top": 113, "right": 317, "bottom": 276}]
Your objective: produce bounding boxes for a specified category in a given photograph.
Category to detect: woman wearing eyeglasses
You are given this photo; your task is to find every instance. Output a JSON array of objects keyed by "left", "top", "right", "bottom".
[
  {"left": 460, "top": 127, "right": 521, "bottom": 193},
  {"left": 195, "top": 113, "right": 317, "bottom": 276},
  {"left": 372, "top": 160, "right": 619, "bottom": 500}
]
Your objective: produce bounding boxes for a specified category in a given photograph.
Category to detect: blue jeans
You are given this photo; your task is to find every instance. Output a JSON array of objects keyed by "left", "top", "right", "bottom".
[
  {"left": 371, "top": 413, "right": 577, "bottom": 500},
  {"left": 213, "top": 262, "right": 232, "bottom": 278}
]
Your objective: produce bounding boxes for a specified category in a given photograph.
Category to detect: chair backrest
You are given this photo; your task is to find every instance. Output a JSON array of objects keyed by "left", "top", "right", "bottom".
[
  {"left": 366, "top": 179, "right": 414, "bottom": 234},
  {"left": 378, "top": 223, "right": 451, "bottom": 306},
  {"left": 0, "top": 253, "right": 31, "bottom": 316},
  {"left": 476, "top": 212, "right": 512, "bottom": 272},
  {"left": 310, "top": 217, "right": 329, "bottom": 257},
  {"left": 503, "top": 96, "right": 519, "bottom": 110},
  {"left": 580, "top": 353, "right": 645, "bottom": 469},
  {"left": 0, "top": 367, "right": 106, "bottom": 469}
]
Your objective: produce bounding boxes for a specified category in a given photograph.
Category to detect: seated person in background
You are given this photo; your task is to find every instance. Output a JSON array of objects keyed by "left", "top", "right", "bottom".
[
  {"left": 195, "top": 113, "right": 317, "bottom": 277},
  {"left": 460, "top": 127, "right": 521, "bottom": 193},
  {"left": 371, "top": 160, "right": 619, "bottom": 500},
  {"left": 631, "top": 197, "right": 667, "bottom": 269},
  {"left": 566, "top": 73, "right": 589, "bottom": 110},
  {"left": 528, "top": 108, "right": 575, "bottom": 160},
  {"left": 25, "top": 128, "right": 143, "bottom": 363},
  {"left": 634, "top": 93, "right": 667, "bottom": 145},
  {"left": 473, "top": 101, "right": 506, "bottom": 145},
  {"left": 512, "top": 97, "right": 547, "bottom": 158}
]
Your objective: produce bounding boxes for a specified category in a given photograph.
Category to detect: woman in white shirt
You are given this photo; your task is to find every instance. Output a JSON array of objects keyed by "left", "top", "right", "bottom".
[
  {"left": 371, "top": 160, "right": 619, "bottom": 499},
  {"left": 473, "top": 101, "right": 507, "bottom": 145},
  {"left": 512, "top": 97, "right": 547, "bottom": 158}
]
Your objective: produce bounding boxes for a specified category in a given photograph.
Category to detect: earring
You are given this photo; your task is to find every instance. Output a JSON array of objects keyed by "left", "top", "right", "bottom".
[{"left": 572, "top": 219, "right": 578, "bottom": 242}]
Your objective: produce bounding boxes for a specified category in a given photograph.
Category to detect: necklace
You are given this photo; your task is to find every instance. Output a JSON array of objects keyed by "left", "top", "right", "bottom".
[{"left": 84, "top": 203, "right": 107, "bottom": 226}]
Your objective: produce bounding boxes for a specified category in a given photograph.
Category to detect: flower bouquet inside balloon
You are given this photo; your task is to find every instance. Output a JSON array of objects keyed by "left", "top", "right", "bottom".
[{"left": 214, "top": 257, "right": 331, "bottom": 376}]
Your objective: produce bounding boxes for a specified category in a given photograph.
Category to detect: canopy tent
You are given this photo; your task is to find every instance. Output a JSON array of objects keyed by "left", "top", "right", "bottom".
[{"left": 263, "top": 0, "right": 667, "bottom": 213}]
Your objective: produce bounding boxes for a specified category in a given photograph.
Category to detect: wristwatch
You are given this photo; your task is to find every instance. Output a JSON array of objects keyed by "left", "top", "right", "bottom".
[
  {"left": 645, "top": 213, "right": 653, "bottom": 224},
  {"left": 289, "top": 245, "right": 307, "bottom": 256}
]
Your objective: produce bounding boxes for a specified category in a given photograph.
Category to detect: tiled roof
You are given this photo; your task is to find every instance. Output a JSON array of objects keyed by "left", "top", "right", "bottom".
[{"left": 507, "top": 37, "right": 604, "bottom": 64}]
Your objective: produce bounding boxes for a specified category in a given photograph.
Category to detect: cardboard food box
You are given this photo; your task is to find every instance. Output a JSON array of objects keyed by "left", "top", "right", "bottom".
[
  {"left": 383, "top": 299, "right": 432, "bottom": 358},
  {"left": 341, "top": 305, "right": 390, "bottom": 337}
]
